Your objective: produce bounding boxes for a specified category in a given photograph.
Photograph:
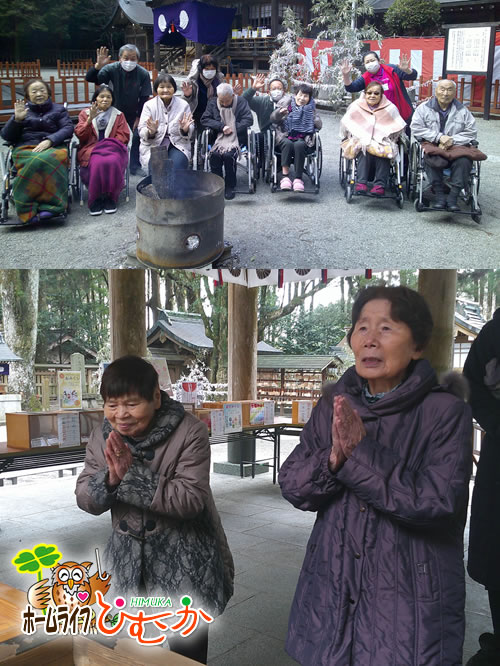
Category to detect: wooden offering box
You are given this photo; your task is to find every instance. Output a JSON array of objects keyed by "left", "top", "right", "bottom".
[{"left": 5, "top": 410, "right": 103, "bottom": 450}]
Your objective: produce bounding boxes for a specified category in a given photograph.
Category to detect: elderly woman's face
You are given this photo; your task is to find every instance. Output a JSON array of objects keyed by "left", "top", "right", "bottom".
[
  {"left": 27, "top": 82, "right": 49, "bottom": 104},
  {"left": 350, "top": 299, "right": 422, "bottom": 394},
  {"left": 104, "top": 390, "right": 161, "bottom": 438},
  {"left": 365, "top": 86, "right": 382, "bottom": 106},
  {"left": 295, "top": 90, "right": 310, "bottom": 106}
]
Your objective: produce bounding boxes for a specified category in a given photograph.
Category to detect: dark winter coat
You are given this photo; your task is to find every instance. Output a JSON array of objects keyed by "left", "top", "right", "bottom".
[
  {"left": 200, "top": 96, "right": 253, "bottom": 147},
  {"left": 75, "top": 393, "right": 234, "bottom": 616},
  {"left": 279, "top": 359, "right": 472, "bottom": 666},
  {"left": 1, "top": 100, "right": 74, "bottom": 147},
  {"left": 463, "top": 308, "right": 500, "bottom": 589}
]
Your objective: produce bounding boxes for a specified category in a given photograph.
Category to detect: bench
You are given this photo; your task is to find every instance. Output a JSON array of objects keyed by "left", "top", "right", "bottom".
[{"left": 0, "top": 446, "right": 87, "bottom": 486}]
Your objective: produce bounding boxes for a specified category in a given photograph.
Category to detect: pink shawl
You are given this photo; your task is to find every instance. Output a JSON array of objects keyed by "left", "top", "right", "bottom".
[{"left": 341, "top": 94, "right": 406, "bottom": 152}]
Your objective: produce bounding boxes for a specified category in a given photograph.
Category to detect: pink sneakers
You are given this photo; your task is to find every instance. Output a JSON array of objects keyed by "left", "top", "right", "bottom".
[
  {"left": 280, "top": 176, "right": 292, "bottom": 191},
  {"left": 293, "top": 178, "right": 305, "bottom": 192}
]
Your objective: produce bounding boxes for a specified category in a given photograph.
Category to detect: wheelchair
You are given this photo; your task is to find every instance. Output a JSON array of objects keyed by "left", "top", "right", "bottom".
[
  {"left": 269, "top": 130, "right": 322, "bottom": 194},
  {"left": 406, "top": 137, "right": 481, "bottom": 224},
  {"left": 0, "top": 140, "right": 73, "bottom": 226},
  {"left": 197, "top": 127, "right": 258, "bottom": 194},
  {"left": 338, "top": 140, "right": 405, "bottom": 208},
  {"left": 69, "top": 135, "right": 131, "bottom": 208}
]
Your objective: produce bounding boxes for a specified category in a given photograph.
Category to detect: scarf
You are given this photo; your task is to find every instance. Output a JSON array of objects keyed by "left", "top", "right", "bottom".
[
  {"left": 95, "top": 107, "right": 113, "bottom": 131},
  {"left": 340, "top": 93, "right": 406, "bottom": 157},
  {"left": 362, "top": 64, "right": 413, "bottom": 121},
  {"left": 211, "top": 95, "right": 240, "bottom": 156},
  {"left": 199, "top": 73, "right": 217, "bottom": 100},
  {"left": 102, "top": 391, "right": 185, "bottom": 461},
  {"left": 285, "top": 97, "right": 315, "bottom": 136}
]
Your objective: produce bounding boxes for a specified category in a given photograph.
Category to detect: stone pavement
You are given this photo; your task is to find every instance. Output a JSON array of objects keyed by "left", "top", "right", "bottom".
[{"left": 0, "top": 432, "right": 492, "bottom": 664}]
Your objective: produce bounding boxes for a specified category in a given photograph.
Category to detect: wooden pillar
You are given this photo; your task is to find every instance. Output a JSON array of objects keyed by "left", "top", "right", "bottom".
[
  {"left": 417, "top": 269, "right": 457, "bottom": 376},
  {"left": 271, "top": 0, "right": 279, "bottom": 36},
  {"left": 227, "top": 284, "right": 258, "bottom": 401},
  {"left": 109, "top": 270, "right": 147, "bottom": 360},
  {"left": 154, "top": 42, "right": 161, "bottom": 72}
]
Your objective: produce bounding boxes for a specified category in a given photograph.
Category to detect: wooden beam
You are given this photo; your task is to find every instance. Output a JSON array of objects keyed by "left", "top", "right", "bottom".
[
  {"left": 109, "top": 270, "right": 147, "bottom": 360},
  {"left": 227, "top": 284, "right": 258, "bottom": 400}
]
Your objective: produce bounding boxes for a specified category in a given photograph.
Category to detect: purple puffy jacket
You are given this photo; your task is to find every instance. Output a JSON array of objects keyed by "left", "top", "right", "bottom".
[
  {"left": 279, "top": 359, "right": 472, "bottom": 666},
  {"left": 1, "top": 100, "right": 74, "bottom": 147}
]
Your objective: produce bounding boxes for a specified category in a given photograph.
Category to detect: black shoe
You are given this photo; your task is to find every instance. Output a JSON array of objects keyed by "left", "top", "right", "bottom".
[
  {"left": 131, "top": 167, "right": 147, "bottom": 178},
  {"left": 224, "top": 188, "right": 235, "bottom": 200},
  {"left": 446, "top": 187, "right": 460, "bottom": 212},
  {"left": 89, "top": 199, "right": 103, "bottom": 216},
  {"left": 466, "top": 633, "right": 500, "bottom": 665},
  {"left": 103, "top": 197, "right": 117, "bottom": 214}
]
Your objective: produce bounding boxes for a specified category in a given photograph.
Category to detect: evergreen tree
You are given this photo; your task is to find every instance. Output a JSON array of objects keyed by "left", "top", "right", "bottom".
[
  {"left": 384, "top": 0, "right": 441, "bottom": 37},
  {"left": 268, "top": 7, "right": 312, "bottom": 87}
]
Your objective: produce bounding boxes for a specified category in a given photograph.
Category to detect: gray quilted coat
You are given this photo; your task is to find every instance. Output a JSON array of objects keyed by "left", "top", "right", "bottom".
[
  {"left": 75, "top": 395, "right": 234, "bottom": 615},
  {"left": 279, "top": 359, "right": 472, "bottom": 665}
]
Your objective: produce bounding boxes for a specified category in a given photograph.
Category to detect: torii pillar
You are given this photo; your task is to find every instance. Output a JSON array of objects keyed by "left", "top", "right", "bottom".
[
  {"left": 418, "top": 269, "right": 457, "bottom": 377},
  {"left": 109, "top": 270, "right": 147, "bottom": 360}
]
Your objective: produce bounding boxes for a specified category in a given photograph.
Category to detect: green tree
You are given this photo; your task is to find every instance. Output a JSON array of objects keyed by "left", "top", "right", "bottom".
[
  {"left": 310, "top": 0, "right": 380, "bottom": 109},
  {"left": 268, "top": 7, "right": 312, "bottom": 86},
  {"left": 384, "top": 0, "right": 441, "bottom": 37}
]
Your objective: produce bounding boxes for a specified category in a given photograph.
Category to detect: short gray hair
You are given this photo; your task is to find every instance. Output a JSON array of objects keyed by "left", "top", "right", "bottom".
[
  {"left": 216, "top": 82, "right": 234, "bottom": 97},
  {"left": 436, "top": 78, "right": 456, "bottom": 90},
  {"left": 119, "top": 44, "right": 140, "bottom": 59}
]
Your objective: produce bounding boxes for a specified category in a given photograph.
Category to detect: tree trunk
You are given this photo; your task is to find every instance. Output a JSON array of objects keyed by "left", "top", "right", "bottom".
[
  {"left": 228, "top": 285, "right": 258, "bottom": 400},
  {"left": 109, "top": 270, "right": 147, "bottom": 359},
  {"left": 147, "top": 269, "right": 162, "bottom": 327},
  {"left": 0, "top": 270, "right": 39, "bottom": 407},
  {"left": 418, "top": 270, "right": 457, "bottom": 376}
]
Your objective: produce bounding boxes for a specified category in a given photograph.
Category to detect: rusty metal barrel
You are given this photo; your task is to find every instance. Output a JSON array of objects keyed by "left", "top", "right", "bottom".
[{"left": 136, "top": 170, "right": 225, "bottom": 269}]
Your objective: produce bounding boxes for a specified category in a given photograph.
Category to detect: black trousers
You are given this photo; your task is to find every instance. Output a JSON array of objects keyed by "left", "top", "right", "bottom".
[
  {"left": 425, "top": 156, "right": 473, "bottom": 190},
  {"left": 357, "top": 152, "right": 390, "bottom": 188},
  {"left": 279, "top": 138, "right": 307, "bottom": 178},
  {"left": 489, "top": 588, "right": 500, "bottom": 635},
  {"left": 168, "top": 623, "right": 209, "bottom": 664},
  {"left": 210, "top": 148, "right": 238, "bottom": 188}
]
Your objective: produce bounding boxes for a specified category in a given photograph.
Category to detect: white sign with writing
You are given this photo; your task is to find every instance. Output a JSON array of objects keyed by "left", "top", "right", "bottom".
[{"left": 447, "top": 26, "right": 491, "bottom": 73}]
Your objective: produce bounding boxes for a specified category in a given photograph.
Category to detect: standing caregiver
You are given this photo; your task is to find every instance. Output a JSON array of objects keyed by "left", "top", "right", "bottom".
[{"left": 279, "top": 286, "right": 472, "bottom": 665}]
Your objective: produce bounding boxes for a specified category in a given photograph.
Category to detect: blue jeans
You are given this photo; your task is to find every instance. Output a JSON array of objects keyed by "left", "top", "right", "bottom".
[{"left": 147, "top": 145, "right": 189, "bottom": 175}]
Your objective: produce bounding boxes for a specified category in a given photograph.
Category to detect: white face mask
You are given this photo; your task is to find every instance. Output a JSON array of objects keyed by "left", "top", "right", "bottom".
[
  {"left": 121, "top": 60, "right": 137, "bottom": 72},
  {"left": 270, "top": 89, "right": 284, "bottom": 102},
  {"left": 365, "top": 61, "right": 380, "bottom": 74},
  {"left": 202, "top": 69, "right": 216, "bottom": 80}
]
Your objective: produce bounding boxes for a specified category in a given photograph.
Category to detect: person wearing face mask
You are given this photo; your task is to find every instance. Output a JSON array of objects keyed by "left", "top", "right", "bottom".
[
  {"left": 181, "top": 55, "right": 225, "bottom": 133},
  {"left": 86, "top": 44, "right": 152, "bottom": 176},
  {"left": 200, "top": 82, "right": 253, "bottom": 200},
  {"left": 270, "top": 83, "right": 322, "bottom": 192},
  {"left": 75, "top": 84, "right": 130, "bottom": 216},
  {"left": 233, "top": 73, "right": 290, "bottom": 133},
  {"left": 1, "top": 78, "right": 74, "bottom": 224},
  {"left": 138, "top": 73, "right": 194, "bottom": 174},
  {"left": 342, "top": 51, "right": 417, "bottom": 123},
  {"left": 340, "top": 81, "right": 406, "bottom": 196}
]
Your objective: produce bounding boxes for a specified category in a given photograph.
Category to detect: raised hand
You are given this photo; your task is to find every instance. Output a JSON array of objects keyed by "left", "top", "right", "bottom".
[
  {"left": 180, "top": 111, "right": 194, "bottom": 133},
  {"left": 14, "top": 99, "right": 28, "bottom": 122},
  {"left": 182, "top": 80, "right": 193, "bottom": 98},
  {"left": 341, "top": 59, "right": 352, "bottom": 76},
  {"left": 333, "top": 395, "right": 366, "bottom": 459},
  {"left": 105, "top": 430, "right": 133, "bottom": 486},
  {"left": 252, "top": 73, "right": 266, "bottom": 91},
  {"left": 146, "top": 117, "right": 159, "bottom": 137},
  {"left": 233, "top": 82, "right": 243, "bottom": 96},
  {"left": 88, "top": 101, "right": 100, "bottom": 122},
  {"left": 399, "top": 53, "right": 411, "bottom": 73},
  {"left": 96, "top": 46, "right": 111, "bottom": 70}
]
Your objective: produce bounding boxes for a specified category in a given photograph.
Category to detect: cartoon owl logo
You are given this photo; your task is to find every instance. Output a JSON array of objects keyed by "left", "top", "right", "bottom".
[{"left": 27, "top": 560, "right": 111, "bottom": 614}]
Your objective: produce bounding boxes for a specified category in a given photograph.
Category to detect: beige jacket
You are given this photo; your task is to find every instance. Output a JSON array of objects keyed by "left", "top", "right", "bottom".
[{"left": 75, "top": 407, "right": 234, "bottom": 615}]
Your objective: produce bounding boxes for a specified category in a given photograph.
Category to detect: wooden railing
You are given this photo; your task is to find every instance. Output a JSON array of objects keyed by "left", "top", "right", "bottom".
[
  {"left": 414, "top": 76, "right": 500, "bottom": 113},
  {"left": 57, "top": 59, "right": 92, "bottom": 77},
  {"left": 0, "top": 60, "right": 41, "bottom": 78}
]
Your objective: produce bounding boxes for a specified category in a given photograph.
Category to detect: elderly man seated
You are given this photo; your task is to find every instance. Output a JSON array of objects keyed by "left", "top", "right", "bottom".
[
  {"left": 200, "top": 82, "right": 253, "bottom": 200},
  {"left": 411, "top": 79, "right": 478, "bottom": 211}
]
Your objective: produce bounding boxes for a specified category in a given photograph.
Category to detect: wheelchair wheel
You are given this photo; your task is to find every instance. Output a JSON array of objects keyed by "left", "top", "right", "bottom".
[
  {"left": 406, "top": 142, "right": 419, "bottom": 200},
  {"left": 396, "top": 188, "right": 404, "bottom": 209},
  {"left": 338, "top": 152, "right": 346, "bottom": 187},
  {"left": 346, "top": 182, "right": 354, "bottom": 203},
  {"left": 414, "top": 199, "right": 425, "bottom": 212},
  {"left": 317, "top": 136, "right": 323, "bottom": 178}
]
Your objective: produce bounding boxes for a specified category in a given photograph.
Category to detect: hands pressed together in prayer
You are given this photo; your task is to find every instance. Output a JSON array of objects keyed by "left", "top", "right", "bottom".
[
  {"left": 105, "top": 430, "right": 133, "bottom": 487},
  {"left": 329, "top": 395, "right": 366, "bottom": 472}
]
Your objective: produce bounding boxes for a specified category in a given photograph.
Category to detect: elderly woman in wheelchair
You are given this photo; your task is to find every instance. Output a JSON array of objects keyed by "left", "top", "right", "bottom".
[
  {"left": 270, "top": 83, "right": 321, "bottom": 192},
  {"left": 200, "top": 82, "right": 253, "bottom": 200},
  {"left": 410, "top": 79, "right": 485, "bottom": 214},
  {"left": 340, "top": 81, "right": 406, "bottom": 198},
  {"left": 1, "top": 78, "right": 73, "bottom": 225},
  {"left": 74, "top": 84, "right": 130, "bottom": 216}
]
